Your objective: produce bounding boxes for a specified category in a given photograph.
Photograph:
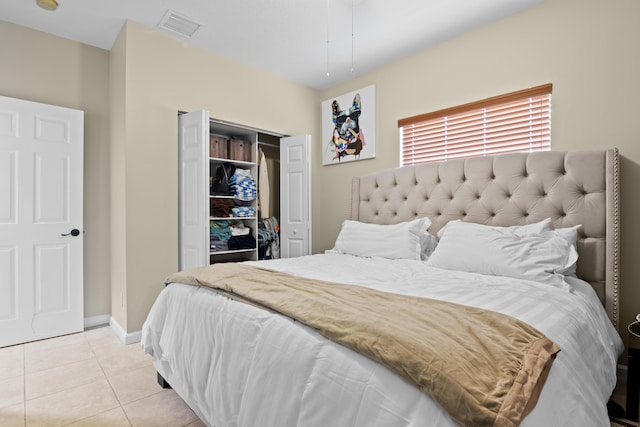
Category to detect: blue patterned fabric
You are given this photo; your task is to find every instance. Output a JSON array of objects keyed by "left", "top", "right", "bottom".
[
  {"left": 231, "top": 206, "right": 256, "bottom": 218},
  {"left": 229, "top": 169, "right": 257, "bottom": 201}
]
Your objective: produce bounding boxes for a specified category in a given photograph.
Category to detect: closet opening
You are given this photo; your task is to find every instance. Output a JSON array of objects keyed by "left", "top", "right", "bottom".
[{"left": 257, "top": 132, "right": 281, "bottom": 260}]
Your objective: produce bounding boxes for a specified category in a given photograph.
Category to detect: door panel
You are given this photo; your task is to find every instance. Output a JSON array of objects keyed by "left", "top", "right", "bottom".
[
  {"left": 280, "top": 135, "right": 311, "bottom": 258},
  {"left": 287, "top": 171, "right": 304, "bottom": 222},
  {"left": 35, "top": 244, "right": 69, "bottom": 314},
  {"left": 35, "top": 115, "right": 70, "bottom": 144},
  {"left": 0, "top": 96, "right": 83, "bottom": 347},
  {"left": 35, "top": 153, "right": 69, "bottom": 223},
  {"left": 0, "top": 150, "right": 17, "bottom": 223},
  {"left": 0, "top": 110, "right": 18, "bottom": 137},
  {"left": 0, "top": 247, "right": 17, "bottom": 320}
]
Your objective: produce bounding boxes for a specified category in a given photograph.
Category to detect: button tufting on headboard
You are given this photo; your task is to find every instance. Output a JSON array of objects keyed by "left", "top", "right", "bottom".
[{"left": 351, "top": 149, "right": 621, "bottom": 330}]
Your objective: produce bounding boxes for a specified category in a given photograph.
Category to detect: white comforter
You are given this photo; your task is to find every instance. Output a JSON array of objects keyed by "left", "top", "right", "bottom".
[{"left": 141, "top": 253, "right": 622, "bottom": 427}]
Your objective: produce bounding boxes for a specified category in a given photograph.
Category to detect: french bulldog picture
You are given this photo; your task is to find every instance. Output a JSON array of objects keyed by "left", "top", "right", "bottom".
[
  {"left": 330, "top": 93, "right": 365, "bottom": 161},
  {"left": 322, "top": 85, "right": 375, "bottom": 165}
]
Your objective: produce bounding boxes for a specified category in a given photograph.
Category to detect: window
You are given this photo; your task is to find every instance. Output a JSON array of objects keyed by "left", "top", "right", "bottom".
[{"left": 399, "top": 84, "right": 551, "bottom": 166}]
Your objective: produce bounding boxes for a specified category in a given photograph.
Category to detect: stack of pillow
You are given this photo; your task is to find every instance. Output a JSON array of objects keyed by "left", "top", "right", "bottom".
[{"left": 331, "top": 216, "right": 580, "bottom": 289}]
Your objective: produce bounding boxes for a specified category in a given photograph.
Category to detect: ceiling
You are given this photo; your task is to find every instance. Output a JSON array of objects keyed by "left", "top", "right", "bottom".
[{"left": 0, "top": 0, "right": 541, "bottom": 90}]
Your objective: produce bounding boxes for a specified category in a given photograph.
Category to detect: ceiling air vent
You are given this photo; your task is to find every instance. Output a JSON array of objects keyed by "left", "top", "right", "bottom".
[{"left": 158, "top": 10, "right": 201, "bottom": 38}]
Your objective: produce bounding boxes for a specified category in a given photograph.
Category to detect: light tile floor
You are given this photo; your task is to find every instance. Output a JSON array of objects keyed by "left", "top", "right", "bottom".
[
  {"left": 0, "top": 326, "right": 206, "bottom": 427},
  {"left": 0, "top": 326, "right": 633, "bottom": 426}
]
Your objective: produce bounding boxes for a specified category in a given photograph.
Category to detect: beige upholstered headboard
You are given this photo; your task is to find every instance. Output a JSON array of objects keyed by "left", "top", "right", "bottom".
[{"left": 351, "top": 149, "right": 620, "bottom": 330}]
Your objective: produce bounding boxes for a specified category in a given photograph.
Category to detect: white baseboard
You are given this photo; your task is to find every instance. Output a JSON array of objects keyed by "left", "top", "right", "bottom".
[
  {"left": 109, "top": 317, "right": 142, "bottom": 345},
  {"left": 84, "top": 314, "right": 110, "bottom": 330}
]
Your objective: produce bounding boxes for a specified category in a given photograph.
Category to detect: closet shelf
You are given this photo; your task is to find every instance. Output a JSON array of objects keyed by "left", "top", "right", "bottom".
[
  {"left": 209, "top": 156, "right": 255, "bottom": 167},
  {"left": 210, "top": 216, "right": 257, "bottom": 221},
  {"left": 209, "top": 248, "right": 255, "bottom": 256}
]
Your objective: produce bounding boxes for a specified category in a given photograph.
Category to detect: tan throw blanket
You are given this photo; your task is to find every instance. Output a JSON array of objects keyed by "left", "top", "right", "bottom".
[{"left": 166, "top": 263, "right": 560, "bottom": 427}]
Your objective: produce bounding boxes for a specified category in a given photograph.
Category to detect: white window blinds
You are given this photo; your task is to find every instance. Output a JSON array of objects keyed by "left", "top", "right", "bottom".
[{"left": 399, "top": 84, "right": 551, "bottom": 166}]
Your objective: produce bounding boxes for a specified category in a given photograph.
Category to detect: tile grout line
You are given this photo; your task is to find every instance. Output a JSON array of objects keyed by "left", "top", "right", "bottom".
[
  {"left": 17, "top": 327, "right": 182, "bottom": 427},
  {"left": 22, "top": 339, "right": 101, "bottom": 403},
  {"left": 33, "top": 330, "right": 126, "bottom": 427},
  {"left": 89, "top": 331, "right": 134, "bottom": 427}
]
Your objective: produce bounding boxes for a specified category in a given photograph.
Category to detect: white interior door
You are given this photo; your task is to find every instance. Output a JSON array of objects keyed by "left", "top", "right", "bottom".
[
  {"left": 178, "top": 110, "right": 209, "bottom": 270},
  {"left": 0, "top": 96, "right": 84, "bottom": 347},
  {"left": 280, "top": 135, "right": 311, "bottom": 258}
]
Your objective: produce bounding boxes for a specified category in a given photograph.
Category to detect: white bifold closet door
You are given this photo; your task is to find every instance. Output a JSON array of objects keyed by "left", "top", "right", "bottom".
[
  {"left": 178, "top": 110, "right": 210, "bottom": 271},
  {"left": 0, "top": 96, "right": 84, "bottom": 347},
  {"left": 280, "top": 135, "right": 311, "bottom": 258}
]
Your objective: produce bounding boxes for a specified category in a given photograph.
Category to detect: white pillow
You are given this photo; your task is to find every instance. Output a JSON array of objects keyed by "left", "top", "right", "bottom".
[
  {"left": 333, "top": 217, "right": 432, "bottom": 260},
  {"left": 428, "top": 220, "right": 577, "bottom": 288},
  {"left": 420, "top": 233, "right": 439, "bottom": 261},
  {"left": 551, "top": 225, "right": 581, "bottom": 276},
  {"left": 436, "top": 218, "right": 551, "bottom": 239}
]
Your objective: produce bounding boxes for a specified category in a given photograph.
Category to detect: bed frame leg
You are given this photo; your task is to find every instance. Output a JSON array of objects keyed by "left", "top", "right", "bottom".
[{"left": 157, "top": 372, "right": 172, "bottom": 389}]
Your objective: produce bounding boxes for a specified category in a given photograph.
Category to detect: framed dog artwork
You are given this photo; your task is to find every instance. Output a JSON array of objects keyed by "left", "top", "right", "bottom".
[{"left": 322, "top": 85, "right": 376, "bottom": 165}]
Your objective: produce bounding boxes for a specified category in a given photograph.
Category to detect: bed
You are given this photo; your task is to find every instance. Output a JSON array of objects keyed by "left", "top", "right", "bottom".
[{"left": 142, "top": 148, "right": 623, "bottom": 426}]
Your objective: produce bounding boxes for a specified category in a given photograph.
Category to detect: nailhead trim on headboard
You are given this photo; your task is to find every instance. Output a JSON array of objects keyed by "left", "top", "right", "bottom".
[{"left": 610, "top": 148, "right": 620, "bottom": 329}]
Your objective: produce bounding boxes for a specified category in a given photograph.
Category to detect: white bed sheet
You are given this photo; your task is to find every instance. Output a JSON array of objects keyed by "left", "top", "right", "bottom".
[{"left": 141, "top": 253, "right": 623, "bottom": 427}]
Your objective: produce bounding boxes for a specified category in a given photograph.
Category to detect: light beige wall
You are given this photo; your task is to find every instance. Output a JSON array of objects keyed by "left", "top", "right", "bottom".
[
  {"left": 0, "top": 20, "right": 111, "bottom": 320},
  {"left": 109, "top": 23, "right": 128, "bottom": 327},
  {"left": 111, "top": 21, "right": 319, "bottom": 332},
  {"left": 5, "top": 0, "right": 637, "bottom": 337},
  {"left": 317, "top": 0, "right": 640, "bottom": 337}
]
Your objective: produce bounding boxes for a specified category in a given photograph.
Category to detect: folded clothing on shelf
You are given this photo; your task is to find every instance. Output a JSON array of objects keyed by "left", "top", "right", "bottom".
[
  {"left": 210, "top": 220, "right": 255, "bottom": 251},
  {"left": 228, "top": 232, "right": 256, "bottom": 250},
  {"left": 210, "top": 239, "right": 229, "bottom": 252},
  {"left": 231, "top": 206, "right": 256, "bottom": 218},
  {"left": 229, "top": 168, "right": 257, "bottom": 201},
  {"left": 210, "top": 220, "right": 233, "bottom": 241},
  {"left": 230, "top": 222, "right": 251, "bottom": 236},
  {"left": 210, "top": 198, "right": 235, "bottom": 218}
]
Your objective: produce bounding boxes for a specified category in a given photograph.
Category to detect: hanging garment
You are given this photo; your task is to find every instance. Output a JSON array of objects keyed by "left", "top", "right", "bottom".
[
  {"left": 262, "top": 216, "right": 280, "bottom": 259},
  {"left": 258, "top": 218, "right": 279, "bottom": 260},
  {"left": 258, "top": 148, "right": 270, "bottom": 219}
]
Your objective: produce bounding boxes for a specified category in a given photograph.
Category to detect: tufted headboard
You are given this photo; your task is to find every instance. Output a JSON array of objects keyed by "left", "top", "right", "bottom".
[{"left": 351, "top": 149, "right": 620, "bottom": 329}]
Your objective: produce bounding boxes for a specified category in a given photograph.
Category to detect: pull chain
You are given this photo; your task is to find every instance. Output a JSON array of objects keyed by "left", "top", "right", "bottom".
[
  {"left": 326, "top": 0, "right": 331, "bottom": 78},
  {"left": 351, "top": 0, "right": 354, "bottom": 73}
]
